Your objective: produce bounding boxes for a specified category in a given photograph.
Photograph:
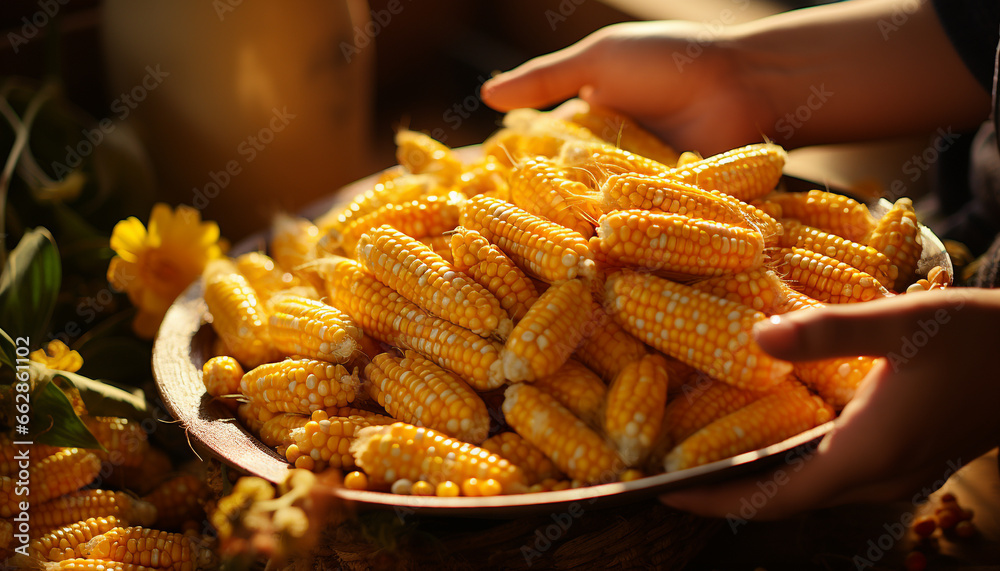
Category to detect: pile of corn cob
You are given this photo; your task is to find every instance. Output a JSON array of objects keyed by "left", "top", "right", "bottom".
[
  {"left": 198, "top": 102, "right": 931, "bottom": 497},
  {"left": 0, "top": 396, "right": 218, "bottom": 569}
]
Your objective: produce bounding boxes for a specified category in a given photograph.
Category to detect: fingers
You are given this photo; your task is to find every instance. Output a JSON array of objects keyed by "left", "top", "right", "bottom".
[
  {"left": 481, "top": 43, "right": 596, "bottom": 111},
  {"left": 752, "top": 290, "right": 971, "bottom": 362}
]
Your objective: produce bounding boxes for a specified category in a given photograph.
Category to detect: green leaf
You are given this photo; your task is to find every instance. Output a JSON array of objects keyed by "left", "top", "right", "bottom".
[
  {"left": 31, "top": 378, "right": 104, "bottom": 450},
  {"left": 53, "top": 370, "right": 148, "bottom": 420},
  {"left": 0, "top": 327, "right": 15, "bottom": 369},
  {"left": 0, "top": 228, "right": 61, "bottom": 346}
]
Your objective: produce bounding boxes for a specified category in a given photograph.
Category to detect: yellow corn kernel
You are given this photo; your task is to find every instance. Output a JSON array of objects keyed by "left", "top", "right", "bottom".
[
  {"left": 690, "top": 269, "right": 786, "bottom": 314},
  {"left": 604, "top": 354, "right": 670, "bottom": 466},
  {"left": 503, "top": 384, "right": 622, "bottom": 484},
  {"left": 773, "top": 281, "right": 826, "bottom": 313},
  {"left": 533, "top": 359, "right": 607, "bottom": 426},
  {"left": 664, "top": 143, "right": 786, "bottom": 202},
  {"left": 343, "top": 471, "right": 368, "bottom": 490},
  {"left": 321, "top": 258, "right": 505, "bottom": 390},
  {"left": 270, "top": 213, "right": 321, "bottom": 271},
  {"left": 776, "top": 246, "right": 891, "bottom": 303},
  {"left": 1, "top": 448, "right": 101, "bottom": 518},
  {"left": 502, "top": 279, "right": 593, "bottom": 382},
  {"left": 606, "top": 270, "right": 792, "bottom": 391},
  {"left": 78, "top": 526, "right": 214, "bottom": 570},
  {"left": 30, "top": 516, "right": 123, "bottom": 561},
  {"left": 352, "top": 422, "right": 527, "bottom": 493},
  {"left": 480, "top": 432, "right": 564, "bottom": 486},
  {"left": 356, "top": 225, "right": 510, "bottom": 338},
  {"left": 572, "top": 302, "right": 648, "bottom": 382},
  {"left": 338, "top": 191, "right": 464, "bottom": 257},
  {"left": 780, "top": 220, "right": 897, "bottom": 288},
  {"left": 569, "top": 100, "right": 679, "bottom": 166},
  {"left": 664, "top": 381, "right": 834, "bottom": 471},
  {"left": 83, "top": 416, "right": 150, "bottom": 469},
  {"left": 660, "top": 377, "right": 767, "bottom": 450},
  {"left": 763, "top": 190, "right": 876, "bottom": 243},
  {"left": 866, "top": 197, "right": 923, "bottom": 290},
  {"left": 201, "top": 356, "right": 244, "bottom": 410},
  {"left": 675, "top": 150, "right": 703, "bottom": 167},
  {"left": 239, "top": 359, "right": 359, "bottom": 415},
  {"left": 203, "top": 259, "right": 276, "bottom": 368},
  {"left": 449, "top": 226, "right": 539, "bottom": 321},
  {"left": 30, "top": 490, "right": 157, "bottom": 536},
  {"left": 268, "top": 294, "right": 362, "bottom": 362},
  {"left": 258, "top": 413, "right": 310, "bottom": 449},
  {"left": 417, "top": 235, "right": 456, "bottom": 263},
  {"left": 594, "top": 210, "right": 765, "bottom": 277},
  {"left": 141, "top": 474, "right": 208, "bottom": 531},
  {"left": 236, "top": 402, "right": 275, "bottom": 436},
  {"left": 365, "top": 351, "right": 490, "bottom": 443},
  {"left": 460, "top": 195, "right": 595, "bottom": 282},
  {"left": 395, "top": 129, "right": 464, "bottom": 185},
  {"left": 509, "top": 156, "right": 599, "bottom": 238},
  {"left": 43, "top": 559, "right": 159, "bottom": 570}
]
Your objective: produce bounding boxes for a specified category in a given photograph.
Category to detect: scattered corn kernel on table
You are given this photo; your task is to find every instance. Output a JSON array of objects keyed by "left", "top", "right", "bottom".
[{"left": 152, "top": 102, "right": 984, "bottom": 568}]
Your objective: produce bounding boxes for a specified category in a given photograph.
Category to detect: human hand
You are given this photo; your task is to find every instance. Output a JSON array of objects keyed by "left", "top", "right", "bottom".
[
  {"left": 660, "top": 288, "right": 1000, "bottom": 520},
  {"left": 480, "top": 21, "right": 774, "bottom": 156}
]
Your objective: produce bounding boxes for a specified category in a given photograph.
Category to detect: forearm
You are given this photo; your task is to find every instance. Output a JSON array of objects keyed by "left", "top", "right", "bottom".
[{"left": 725, "top": 0, "right": 992, "bottom": 147}]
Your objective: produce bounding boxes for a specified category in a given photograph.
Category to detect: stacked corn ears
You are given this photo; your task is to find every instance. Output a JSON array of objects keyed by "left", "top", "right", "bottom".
[{"left": 197, "top": 102, "right": 932, "bottom": 497}]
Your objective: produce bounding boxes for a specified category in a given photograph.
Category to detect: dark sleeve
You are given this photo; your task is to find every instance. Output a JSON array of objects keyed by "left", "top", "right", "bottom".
[{"left": 931, "top": 0, "right": 1000, "bottom": 91}]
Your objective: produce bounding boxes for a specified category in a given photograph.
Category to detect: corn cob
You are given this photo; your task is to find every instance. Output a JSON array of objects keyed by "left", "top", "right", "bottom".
[
  {"left": 201, "top": 355, "right": 244, "bottom": 409},
  {"left": 532, "top": 359, "right": 607, "bottom": 426},
  {"left": 141, "top": 474, "right": 208, "bottom": 531},
  {"left": 418, "top": 235, "right": 455, "bottom": 263},
  {"left": 604, "top": 354, "right": 670, "bottom": 466},
  {"left": 763, "top": 190, "right": 876, "bottom": 243},
  {"left": 502, "top": 279, "right": 593, "bottom": 382},
  {"left": 1, "top": 435, "right": 60, "bottom": 476},
  {"left": 780, "top": 220, "right": 896, "bottom": 288},
  {"left": 1, "top": 448, "right": 102, "bottom": 517},
  {"left": 660, "top": 378, "right": 767, "bottom": 449},
  {"left": 449, "top": 227, "right": 539, "bottom": 321},
  {"left": 690, "top": 269, "right": 786, "bottom": 314},
  {"left": 321, "top": 259, "right": 505, "bottom": 390},
  {"left": 234, "top": 251, "right": 300, "bottom": 300},
  {"left": 32, "top": 490, "right": 158, "bottom": 535},
  {"left": 270, "top": 213, "right": 320, "bottom": 271},
  {"left": 268, "top": 294, "right": 362, "bottom": 362},
  {"left": 43, "top": 559, "right": 159, "bottom": 571},
  {"left": 107, "top": 447, "right": 171, "bottom": 497},
  {"left": 664, "top": 381, "right": 834, "bottom": 471},
  {"left": 315, "top": 174, "right": 444, "bottom": 243},
  {"left": 203, "top": 259, "right": 276, "bottom": 368},
  {"left": 457, "top": 155, "right": 510, "bottom": 198},
  {"left": 606, "top": 270, "right": 792, "bottom": 390},
  {"left": 572, "top": 302, "right": 648, "bottom": 382},
  {"left": 240, "top": 359, "right": 358, "bottom": 416},
  {"left": 509, "top": 156, "right": 598, "bottom": 238},
  {"left": 78, "top": 526, "right": 213, "bottom": 570},
  {"left": 236, "top": 402, "right": 275, "bottom": 436},
  {"left": 365, "top": 351, "right": 490, "bottom": 443},
  {"left": 866, "top": 197, "right": 923, "bottom": 290},
  {"left": 480, "top": 432, "right": 565, "bottom": 486},
  {"left": 460, "top": 195, "right": 595, "bottom": 282},
  {"left": 482, "top": 129, "right": 564, "bottom": 168},
  {"left": 794, "top": 356, "right": 877, "bottom": 408},
  {"left": 83, "top": 416, "right": 150, "bottom": 468},
  {"left": 569, "top": 101, "right": 679, "bottom": 166},
  {"left": 773, "top": 281, "right": 826, "bottom": 313},
  {"left": 750, "top": 198, "right": 783, "bottom": 221},
  {"left": 597, "top": 174, "right": 783, "bottom": 243},
  {"left": 257, "top": 413, "right": 310, "bottom": 449},
  {"left": 594, "top": 210, "right": 765, "bottom": 277},
  {"left": 776, "top": 247, "right": 890, "bottom": 303},
  {"left": 395, "top": 129, "right": 463, "bottom": 185},
  {"left": 356, "top": 225, "right": 510, "bottom": 338},
  {"left": 326, "top": 407, "right": 394, "bottom": 423},
  {"left": 31, "top": 515, "right": 123, "bottom": 561},
  {"left": 1, "top": 518, "right": 11, "bottom": 552},
  {"left": 558, "top": 139, "right": 670, "bottom": 181},
  {"left": 351, "top": 422, "right": 527, "bottom": 493},
  {"left": 503, "top": 384, "right": 622, "bottom": 484},
  {"left": 284, "top": 410, "right": 394, "bottom": 471},
  {"left": 663, "top": 143, "right": 786, "bottom": 202},
  {"left": 338, "top": 191, "right": 464, "bottom": 257},
  {"left": 502, "top": 108, "right": 603, "bottom": 142}
]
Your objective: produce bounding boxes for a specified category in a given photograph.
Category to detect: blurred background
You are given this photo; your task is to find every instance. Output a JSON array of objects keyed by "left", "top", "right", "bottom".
[{"left": 3, "top": 0, "right": 923, "bottom": 243}]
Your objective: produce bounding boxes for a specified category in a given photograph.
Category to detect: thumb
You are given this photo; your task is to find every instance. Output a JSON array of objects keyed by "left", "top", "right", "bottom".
[
  {"left": 481, "top": 43, "right": 597, "bottom": 112},
  {"left": 752, "top": 290, "right": 968, "bottom": 362}
]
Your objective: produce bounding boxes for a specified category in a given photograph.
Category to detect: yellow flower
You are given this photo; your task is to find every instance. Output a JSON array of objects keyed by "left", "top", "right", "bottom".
[
  {"left": 108, "top": 203, "right": 224, "bottom": 339},
  {"left": 29, "top": 339, "right": 83, "bottom": 373}
]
